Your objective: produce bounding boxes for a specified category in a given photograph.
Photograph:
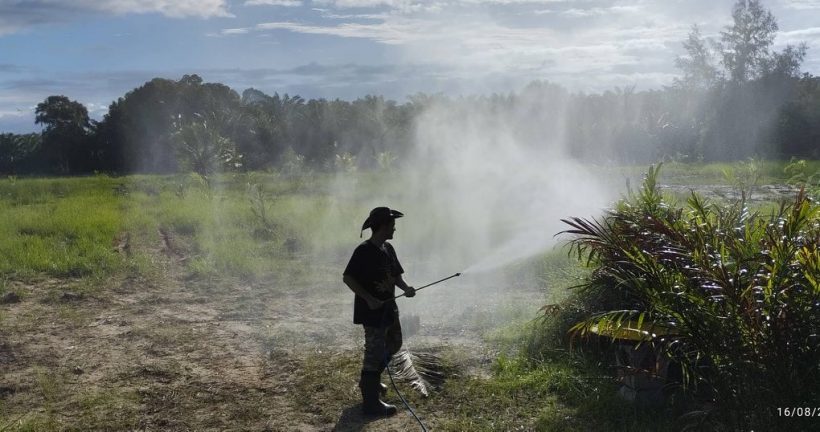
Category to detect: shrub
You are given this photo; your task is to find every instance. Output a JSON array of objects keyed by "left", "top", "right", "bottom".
[{"left": 560, "top": 165, "right": 820, "bottom": 430}]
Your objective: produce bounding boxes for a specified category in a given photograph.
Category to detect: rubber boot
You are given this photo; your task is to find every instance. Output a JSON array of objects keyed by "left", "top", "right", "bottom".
[
  {"left": 379, "top": 382, "right": 388, "bottom": 396},
  {"left": 359, "top": 371, "right": 397, "bottom": 416}
]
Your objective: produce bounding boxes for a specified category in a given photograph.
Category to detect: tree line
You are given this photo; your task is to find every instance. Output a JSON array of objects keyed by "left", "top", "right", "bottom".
[{"left": 1, "top": 0, "right": 818, "bottom": 176}]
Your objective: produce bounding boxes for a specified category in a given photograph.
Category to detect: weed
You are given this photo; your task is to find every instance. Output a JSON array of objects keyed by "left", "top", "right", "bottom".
[
  {"left": 247, "top": 182, "right": 276, "bottom": 238},
  {"left": 722, "top": 157, "right": 762, "bottom": 199}
]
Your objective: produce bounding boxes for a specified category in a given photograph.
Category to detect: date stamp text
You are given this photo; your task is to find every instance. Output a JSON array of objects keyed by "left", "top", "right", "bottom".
[{"left": 777, "top": 407, "right": 820, "bottom": 417}]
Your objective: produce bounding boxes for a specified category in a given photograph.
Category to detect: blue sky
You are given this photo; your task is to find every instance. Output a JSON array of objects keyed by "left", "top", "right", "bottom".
[{"left": 2, "top": 0, "right": 820, "bottom": 133}]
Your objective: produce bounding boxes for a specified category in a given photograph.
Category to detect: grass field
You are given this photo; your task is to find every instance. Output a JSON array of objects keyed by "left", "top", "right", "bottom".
[{"left": 0, "top": 161, "right": 817, "bottom": 431}]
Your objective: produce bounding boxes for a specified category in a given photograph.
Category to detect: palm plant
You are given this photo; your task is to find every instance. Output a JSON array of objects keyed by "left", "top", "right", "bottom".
[
  {"left": 173, "top": 112, "right": 242, "bottom": 186},
  {"left": 0, "top": 133, "right": 39, "bottom": 175},
  {"left": 333, "top": 152, "right": 357, "bottom": 173},
  {"left": 247, "top": 181, "right": 277, "bottom": 240},
  {"left": 560, "top": 165, "right": 820, "bottom": 429}
]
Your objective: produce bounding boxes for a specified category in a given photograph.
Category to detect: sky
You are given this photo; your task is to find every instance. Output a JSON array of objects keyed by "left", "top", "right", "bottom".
[{"left": 2, "top": 0, "right": 820, "bottom": 133}]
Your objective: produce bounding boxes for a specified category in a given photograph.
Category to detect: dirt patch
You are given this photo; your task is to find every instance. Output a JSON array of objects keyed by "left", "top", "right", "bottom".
[
  {"left": 0, "top": 292, "right": 20, "bottom": 304},
  {"left": 0, "top": 342, "right": 16, "bottom": 365},
  {"left": 0, "top": 231, "right": 544, "bottom": 430}
]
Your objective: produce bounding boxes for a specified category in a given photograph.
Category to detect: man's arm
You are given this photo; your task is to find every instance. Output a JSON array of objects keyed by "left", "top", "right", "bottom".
[
  {"left": 343, "top": 274, "right": 384, "bottom": 309},
  {"left": 394, "top": 275, "right": 415, "bottom": 297}
]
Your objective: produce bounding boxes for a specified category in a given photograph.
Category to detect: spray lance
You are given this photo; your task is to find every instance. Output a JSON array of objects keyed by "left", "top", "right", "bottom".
[{"left": 392, "top": 272, "right": 462, "bottom": 300}]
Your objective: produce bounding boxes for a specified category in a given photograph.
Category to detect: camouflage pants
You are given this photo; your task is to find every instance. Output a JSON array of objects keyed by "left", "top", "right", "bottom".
[{"left": 362, "top": 320, "right": 403, "bottom": 373}]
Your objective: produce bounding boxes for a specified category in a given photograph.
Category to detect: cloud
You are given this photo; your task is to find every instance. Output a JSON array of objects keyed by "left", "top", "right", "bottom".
[
  {"left": 241, "top": 0, "right": 735, "bottom": 94},
  {"left": 317, "top": 0, "right": 415, "bottom": 7},
  {"left": 0, "top": 2, "right": 73, "bottom": 36},
  {"left": 221, "top": 27, "right": 252, "bottom": 35},
  {"left": 255, "top": 5, "right": 684, "bottom": 70},
  {"left": 0, "top": 110, "right": 38, "bottom": 134},
  {"left": 0, "top": 64, "right": 25, "bottom": 73},
  {"left": 0, "top": 77, "right": 71, "bottom": 92},
  {"left": 459, "top": 0, "right": 575, "bottom": 4},
  {"left": 79, "top": 0, "right": 233, "bottom": 18},
  {"left": 560, "top": 4, "right": 640, "bottom": 17},
  {"left": 256, "top": 20, "right": 431, "bottom": 44},
  {"left": 779, "top": 26, "right": 820, "bottom": 40},
  {"left": 313, "top": 0, "right": 443, "bottom": 13},
  {"left": 244, "top": 0, "right": 302, "bottom": 6},
  {"left": 0, "top": 0, "right": 231, "bottom": 36},
  {"left": 782, "top": 0, "right": 820, "bottom": 10}
]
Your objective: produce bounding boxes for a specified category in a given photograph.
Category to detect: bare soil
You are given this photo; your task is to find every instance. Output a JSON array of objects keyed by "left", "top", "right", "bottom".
[{"left": 0, "top": 231, "right": 544, "bottom": 431}]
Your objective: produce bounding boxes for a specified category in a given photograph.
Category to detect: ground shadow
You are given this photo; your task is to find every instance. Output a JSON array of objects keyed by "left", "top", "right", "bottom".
[{"left": 332, "top": 404, "right": 385, "bottom": 432}]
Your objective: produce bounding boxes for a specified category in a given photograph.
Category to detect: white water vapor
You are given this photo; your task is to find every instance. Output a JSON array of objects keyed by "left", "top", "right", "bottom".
[{"left": 393, "top": 98, "right": 613, "bottom": 279}]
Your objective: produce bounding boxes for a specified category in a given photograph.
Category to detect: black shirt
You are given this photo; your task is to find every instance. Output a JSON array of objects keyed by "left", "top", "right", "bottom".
[{"left": 343, "top": 240, "right": 404, "bottom": 327}]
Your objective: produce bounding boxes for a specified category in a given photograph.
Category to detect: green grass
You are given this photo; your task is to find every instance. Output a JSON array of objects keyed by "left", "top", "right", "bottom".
[
  {"left": 1, "top": 164, "right": 817, "bottom": 431},
  {"left": 0, "top": 171, "right": 375, "bottom": 283},
  {"left": 1, "top": 161, "right": 816, "bottom": 283},
  {"left": 8, "top": 177, "right": 125, "bottom": 279}
]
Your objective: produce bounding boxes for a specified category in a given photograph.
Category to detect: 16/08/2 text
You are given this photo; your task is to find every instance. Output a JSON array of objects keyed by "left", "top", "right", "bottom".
[{"left": 777, "top": 407, "right": 820, "bottom": 417}]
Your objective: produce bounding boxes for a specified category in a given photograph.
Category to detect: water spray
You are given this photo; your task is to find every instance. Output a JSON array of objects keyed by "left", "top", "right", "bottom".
[{"left": 393, "top": 272, "right": 462, "bottom": 300}]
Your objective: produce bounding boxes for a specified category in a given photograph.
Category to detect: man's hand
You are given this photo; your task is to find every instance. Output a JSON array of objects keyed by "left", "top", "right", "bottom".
[
  {"left": 403, "top": 286, "right": 416, "bottom": 298},
  {"left": 366, "top": 297, "right": 384, "bottom": 310}
]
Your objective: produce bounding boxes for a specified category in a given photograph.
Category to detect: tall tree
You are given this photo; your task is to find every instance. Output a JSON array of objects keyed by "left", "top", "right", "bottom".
[
  {"left": 675, "top": 25, "right": 721, "bottom": 89},
  {"left": 34, "top": 95, "right": 92, "bottom": 173},
  {"left": 720, "top": 0, "right": 778, "bottom": 83}
]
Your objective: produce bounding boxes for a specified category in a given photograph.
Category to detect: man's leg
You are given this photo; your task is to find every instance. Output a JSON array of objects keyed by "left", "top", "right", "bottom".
[
  {"left": 385, "top": 317, "right": 403, "bottom": 358},
  {"left": 379, "top": 319, "right": 403, "bottom": 395},
  {"left": 360, "top": 326, "right": 397, "bottom": 416}
]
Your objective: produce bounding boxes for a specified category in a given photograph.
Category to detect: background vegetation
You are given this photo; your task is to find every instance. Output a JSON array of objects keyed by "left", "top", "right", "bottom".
[{"left": 1, "top": 1, "right": 819, "bottom": 177}]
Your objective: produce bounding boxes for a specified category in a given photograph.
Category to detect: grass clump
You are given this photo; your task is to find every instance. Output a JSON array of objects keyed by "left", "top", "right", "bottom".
[
  {"left": 0, "top": 178, "right": 124, "bottom": 279},
  {"left": 425, "top": 348, "right": 677, "bottom": 431}
]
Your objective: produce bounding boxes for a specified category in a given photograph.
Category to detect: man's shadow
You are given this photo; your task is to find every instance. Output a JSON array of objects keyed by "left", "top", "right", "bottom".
[{"left": 332, "top": 404, "right": 384, "bottom": 432}]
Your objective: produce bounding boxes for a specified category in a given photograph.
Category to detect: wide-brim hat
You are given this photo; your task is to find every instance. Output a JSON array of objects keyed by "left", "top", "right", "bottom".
[{"left": 361, "top": 206, "right": 404, "bottom": 236}]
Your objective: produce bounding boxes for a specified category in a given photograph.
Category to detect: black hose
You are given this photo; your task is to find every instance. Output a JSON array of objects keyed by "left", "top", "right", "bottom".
[
  {"left": 379, "top": 296, "right": 429, "bottom": 432},
  {"left": 386, "top": 359, "right": 429, "bottom": 432},
  {"left": 372, "top": 271, "right": 462, "bottom": 431}
]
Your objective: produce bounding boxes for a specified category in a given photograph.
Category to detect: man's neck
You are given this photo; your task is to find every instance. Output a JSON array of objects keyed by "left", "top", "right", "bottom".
[{"left": 368, "top": 234, "right": 387, "bottom": 246}]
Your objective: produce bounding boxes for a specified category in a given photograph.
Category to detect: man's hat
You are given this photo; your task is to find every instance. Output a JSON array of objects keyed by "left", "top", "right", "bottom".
[{"left": 361, "top": 207, "right": 404, "bottom": 237}]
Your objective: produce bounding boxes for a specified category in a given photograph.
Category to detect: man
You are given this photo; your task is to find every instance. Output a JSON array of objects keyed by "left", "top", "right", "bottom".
[{"left": 343, "top": 207, "right": 416, "bottom": 416}]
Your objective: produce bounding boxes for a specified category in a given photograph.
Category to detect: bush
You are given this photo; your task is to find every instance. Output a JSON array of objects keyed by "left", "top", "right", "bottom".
[{"left": 559, "top": 165, "right": 820, "bottom": 430}]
